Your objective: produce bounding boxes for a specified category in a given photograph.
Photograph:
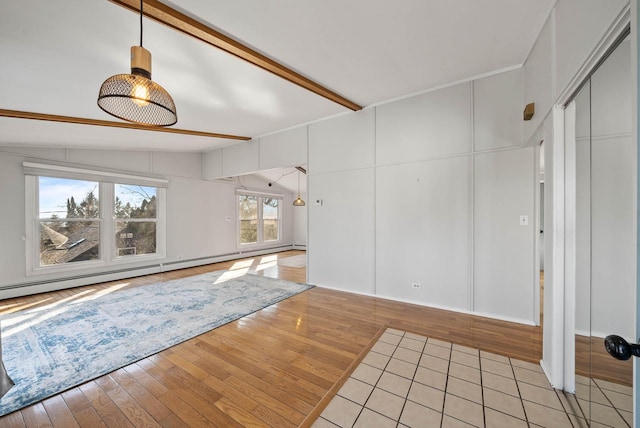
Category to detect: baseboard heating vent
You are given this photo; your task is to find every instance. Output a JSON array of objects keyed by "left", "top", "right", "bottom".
[
  {"left": 162, "top": 252, "right": 242, "bottom": 267},
  {"left": 0, "top": 245, "right": 297, "bottom": 294},
  {"left": 162, "top": 245, "right": 295, "bottom": 268},
  {"left": 0, "top": 264, "right": 162, "bottom": 291}
]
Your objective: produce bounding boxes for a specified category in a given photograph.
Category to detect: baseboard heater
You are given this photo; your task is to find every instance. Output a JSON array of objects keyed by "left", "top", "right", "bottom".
[
  {"left": 0, "top": 245, "right": 297, "bottom": 298},
  {"left": 0, "top": 264, "right": 162, "bottom": 291}
]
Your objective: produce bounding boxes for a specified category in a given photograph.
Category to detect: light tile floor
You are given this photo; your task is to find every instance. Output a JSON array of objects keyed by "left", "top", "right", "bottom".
[{"left": 312, "top": 328, "right": 633, "bottom": 428}]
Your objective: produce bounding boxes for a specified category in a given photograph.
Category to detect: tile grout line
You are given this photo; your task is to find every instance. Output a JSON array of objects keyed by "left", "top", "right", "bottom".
[
  {"left": 439, "top": 340, "right": 453, "bottom": 428},
  {"left": 396, "top": 333, "right": 428, "bottom": 427},
  {"left": 352, "top": 330, "right": 401, "bottom": 427},
  {"left": 593, "top": 379, "right": 632, "bottom": 428},
  {"left": 325, "top": 329, "right": 402, "bottom": 427},
  {"left": 555, "top": 389, "right": 584, "bottom": 428},
  {"left": 478, "top": 349, "right": 486, "bottom": 428},
  {"left": 573, "top": 384, "right": 591, "bottom": 425},
  {"left": 509, "top": 357, "right": 532, "bottom": 427}
]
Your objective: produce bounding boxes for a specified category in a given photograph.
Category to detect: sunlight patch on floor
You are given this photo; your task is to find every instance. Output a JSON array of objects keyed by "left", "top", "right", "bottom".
[
  {"left": 230, "top": 259, "right": 255, "bottom": 270},
  {"left": 77, "top": 282, "right": 130, "bottom": 302},
  {"left": 214, "top": 269, "right": 249, "bottom": 283}
]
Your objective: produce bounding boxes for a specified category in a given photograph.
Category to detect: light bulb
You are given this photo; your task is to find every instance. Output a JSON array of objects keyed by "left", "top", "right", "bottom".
[{"left": 132, "top": 82, "right": 150, "bottom": 107}]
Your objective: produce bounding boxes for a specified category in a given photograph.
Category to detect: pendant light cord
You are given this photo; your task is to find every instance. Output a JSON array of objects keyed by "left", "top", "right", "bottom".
[{"left": 139, "top": 0, "right": 143, "bottom": 47}]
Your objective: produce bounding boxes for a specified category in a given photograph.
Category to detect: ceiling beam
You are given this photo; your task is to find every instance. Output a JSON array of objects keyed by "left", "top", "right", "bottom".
[
  {"left": 0, "top": 110, "right": 251, "bottom": 141},
  {"left": 109, "top": 0, "right": 362, "bottom": 112}
]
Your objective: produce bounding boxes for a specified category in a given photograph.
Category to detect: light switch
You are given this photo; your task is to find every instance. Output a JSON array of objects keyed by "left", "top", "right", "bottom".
[
  {"left": 520, "top": 215, "right": 528, "bottom": 226},
  {"left": 314, "top": 199, "right": 323, "bottom": 206}
]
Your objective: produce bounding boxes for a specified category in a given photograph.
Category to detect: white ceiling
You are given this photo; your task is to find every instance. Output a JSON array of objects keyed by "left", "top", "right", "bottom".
[{"left": 0, "top": 0, "right": 554, "bottom": 152}]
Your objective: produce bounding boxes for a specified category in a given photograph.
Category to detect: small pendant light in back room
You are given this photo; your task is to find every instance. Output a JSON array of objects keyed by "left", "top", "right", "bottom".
[{"left": 293, "top": 169, "right": 306, "bottom": 206}]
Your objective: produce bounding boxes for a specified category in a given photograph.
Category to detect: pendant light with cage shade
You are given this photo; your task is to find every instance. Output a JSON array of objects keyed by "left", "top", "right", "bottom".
[
  {"left": 293, "top": 170, "right": 306, "bottom": 206},
  {"left": 97, "top": 0, "right": 177, "bottom": 126}
]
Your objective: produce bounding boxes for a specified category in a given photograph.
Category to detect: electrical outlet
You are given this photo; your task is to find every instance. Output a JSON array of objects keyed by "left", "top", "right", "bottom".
[{"left": 411, "top": 283, "right": 421, "bottom": 289}]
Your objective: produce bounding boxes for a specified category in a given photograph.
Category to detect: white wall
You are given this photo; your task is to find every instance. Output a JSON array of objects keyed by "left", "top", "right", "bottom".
[
  {"left": 523, "top": 12, "right": 554, "bottom": 145},
  {"left": 204, "top": 126, "right": 308, "bottom": 179},
  {"left": 523, "top": 0, "right": 629, "bottom": 141},
  {"left": 308, "top": 67, "right": 537, "bottom": 324},
  {"left": 376, "top": 83, "right": 472, "bottom": 163},
  {"left": 555, "top": 0, "right": 629, "bottom": 101},
  {"left": 474, "top": 149, "right": 535, "bottom": 321},
  {"left": 308, "top": 169, "right": 375, "bottom": 294},
  {"left": 0, "top": 147, "right": 297, "bottom": 296},
  {"left": 376, "top": 157, "right": 471, "bottom": 310}
]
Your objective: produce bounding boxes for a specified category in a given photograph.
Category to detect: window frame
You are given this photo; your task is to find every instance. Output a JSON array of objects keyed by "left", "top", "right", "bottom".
[
  {"left": 113, "top": 183, "right": 160, "bottom": 260},
  {"left": 25, "top": 163, "right": 167, "bottom": 276},
  {"left": 236, "top": 190, "right": 283, "bottom": 248}
]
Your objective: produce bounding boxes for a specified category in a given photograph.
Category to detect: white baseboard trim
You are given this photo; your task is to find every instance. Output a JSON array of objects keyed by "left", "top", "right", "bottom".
[
  {"left": 310, "top": 283, "right": 537, "bottom": 326},
  {"left": 0, "top": 245, "right": 298, "bottom": 300},
  {"left": 0, "top": 266, "right": 162, "bottom": 300}
]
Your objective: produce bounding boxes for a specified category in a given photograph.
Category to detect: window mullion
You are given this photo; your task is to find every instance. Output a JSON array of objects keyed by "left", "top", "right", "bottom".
[
  {"left": 258, "top": 197, "right": 264, "bottom": 244},
  {"left": 101, "top": 182, "right": 113, "bottom": 263}
]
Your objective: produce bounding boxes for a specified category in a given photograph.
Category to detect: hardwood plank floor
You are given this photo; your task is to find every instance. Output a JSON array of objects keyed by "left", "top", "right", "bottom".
[
  {"left": 575, "top": 334, "right": 633, "bottom": 386},
  {"left": 0, "top": 250, "right": 543, "bottom": 427}
]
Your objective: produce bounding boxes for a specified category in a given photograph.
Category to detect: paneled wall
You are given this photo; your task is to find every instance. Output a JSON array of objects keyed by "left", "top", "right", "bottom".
[
  {"left": 308, "top": 68, "right": 537, "bottom": 325},
  {"left": 554, "top": 0, "right": 629, "bottom": 102},
  {"left": 474, "top": 149, "right": 535, "bottom": 321},
  {"left": 203, "top": 126, "right": 307, "bottom": 179}
]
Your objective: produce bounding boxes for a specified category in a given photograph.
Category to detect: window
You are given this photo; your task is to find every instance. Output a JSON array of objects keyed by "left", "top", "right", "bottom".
[
  {"left": 262, "top": 198, "right": 280, "bottom": 242},
  {"left": 239, "top": 195, "right": 258, "bottom": 244},
  {"left": 25, "top": 162, "right": 167, "bottom": 274},
  {"left": 39, "top": 177, "right": 101, "bottom": 266},
  {"left": 114, "top": 184, "right": 157, "bottom": 257},
  {"left": 238, "top": 192, "right": 281, "bottom": 246}
]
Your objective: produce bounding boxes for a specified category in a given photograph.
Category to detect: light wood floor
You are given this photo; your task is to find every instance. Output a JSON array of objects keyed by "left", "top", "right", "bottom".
[
  {"left": 0, "top": 250, "right": 543, "bottom": 427},
  {"left": 575, "top": 334, "right": 633, "bottom": 386}
]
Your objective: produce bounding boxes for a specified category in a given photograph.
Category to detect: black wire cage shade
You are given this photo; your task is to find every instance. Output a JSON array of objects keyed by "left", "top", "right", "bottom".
[
  {"left": 98, "top": 57, "right": 177, "bottom": 126},
  {"left": 97, "top": 0, "right": 177, "bottom": 126}
]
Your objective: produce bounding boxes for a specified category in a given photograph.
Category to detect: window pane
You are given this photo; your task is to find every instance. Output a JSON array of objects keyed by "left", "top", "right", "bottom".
[
  {"left": 239, "top": 195, "right": 258, "bottom": 244},
  {"left": 263, "top": 198, "right": 279, "bottom": 242},
  {"left": 115, "top": 221, "right": 156, "bottom": 256},
  {"left": 40, "top": 220, "right": 100, "bottom": 266},
  {"left": 39, "top": 177, "right": 99, "bottom": 219},
  {"left": 115, "top": 184, "right": 157, "bottom": 218}
]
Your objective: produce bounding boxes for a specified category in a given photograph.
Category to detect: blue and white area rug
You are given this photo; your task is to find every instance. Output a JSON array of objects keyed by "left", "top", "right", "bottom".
[{"left": 0, "top": 271, "right": 312, "bottom": 416}]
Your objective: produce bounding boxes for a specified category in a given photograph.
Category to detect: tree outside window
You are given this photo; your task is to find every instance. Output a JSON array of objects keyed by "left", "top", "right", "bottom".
[
  {"left": 262, "top": 198, "right": 279, "bottom": 242},
  {"left": 114, "top": 184, "right": 158, "bottom": 257},
  {"left": 38, "top": 177, "right": 100, "bottom": 266}
]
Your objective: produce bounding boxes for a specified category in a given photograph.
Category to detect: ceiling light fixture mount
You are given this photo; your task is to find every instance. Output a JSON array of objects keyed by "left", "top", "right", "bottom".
[{"left": 98, "top": 0, "right": 177, "bottom": 126}]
